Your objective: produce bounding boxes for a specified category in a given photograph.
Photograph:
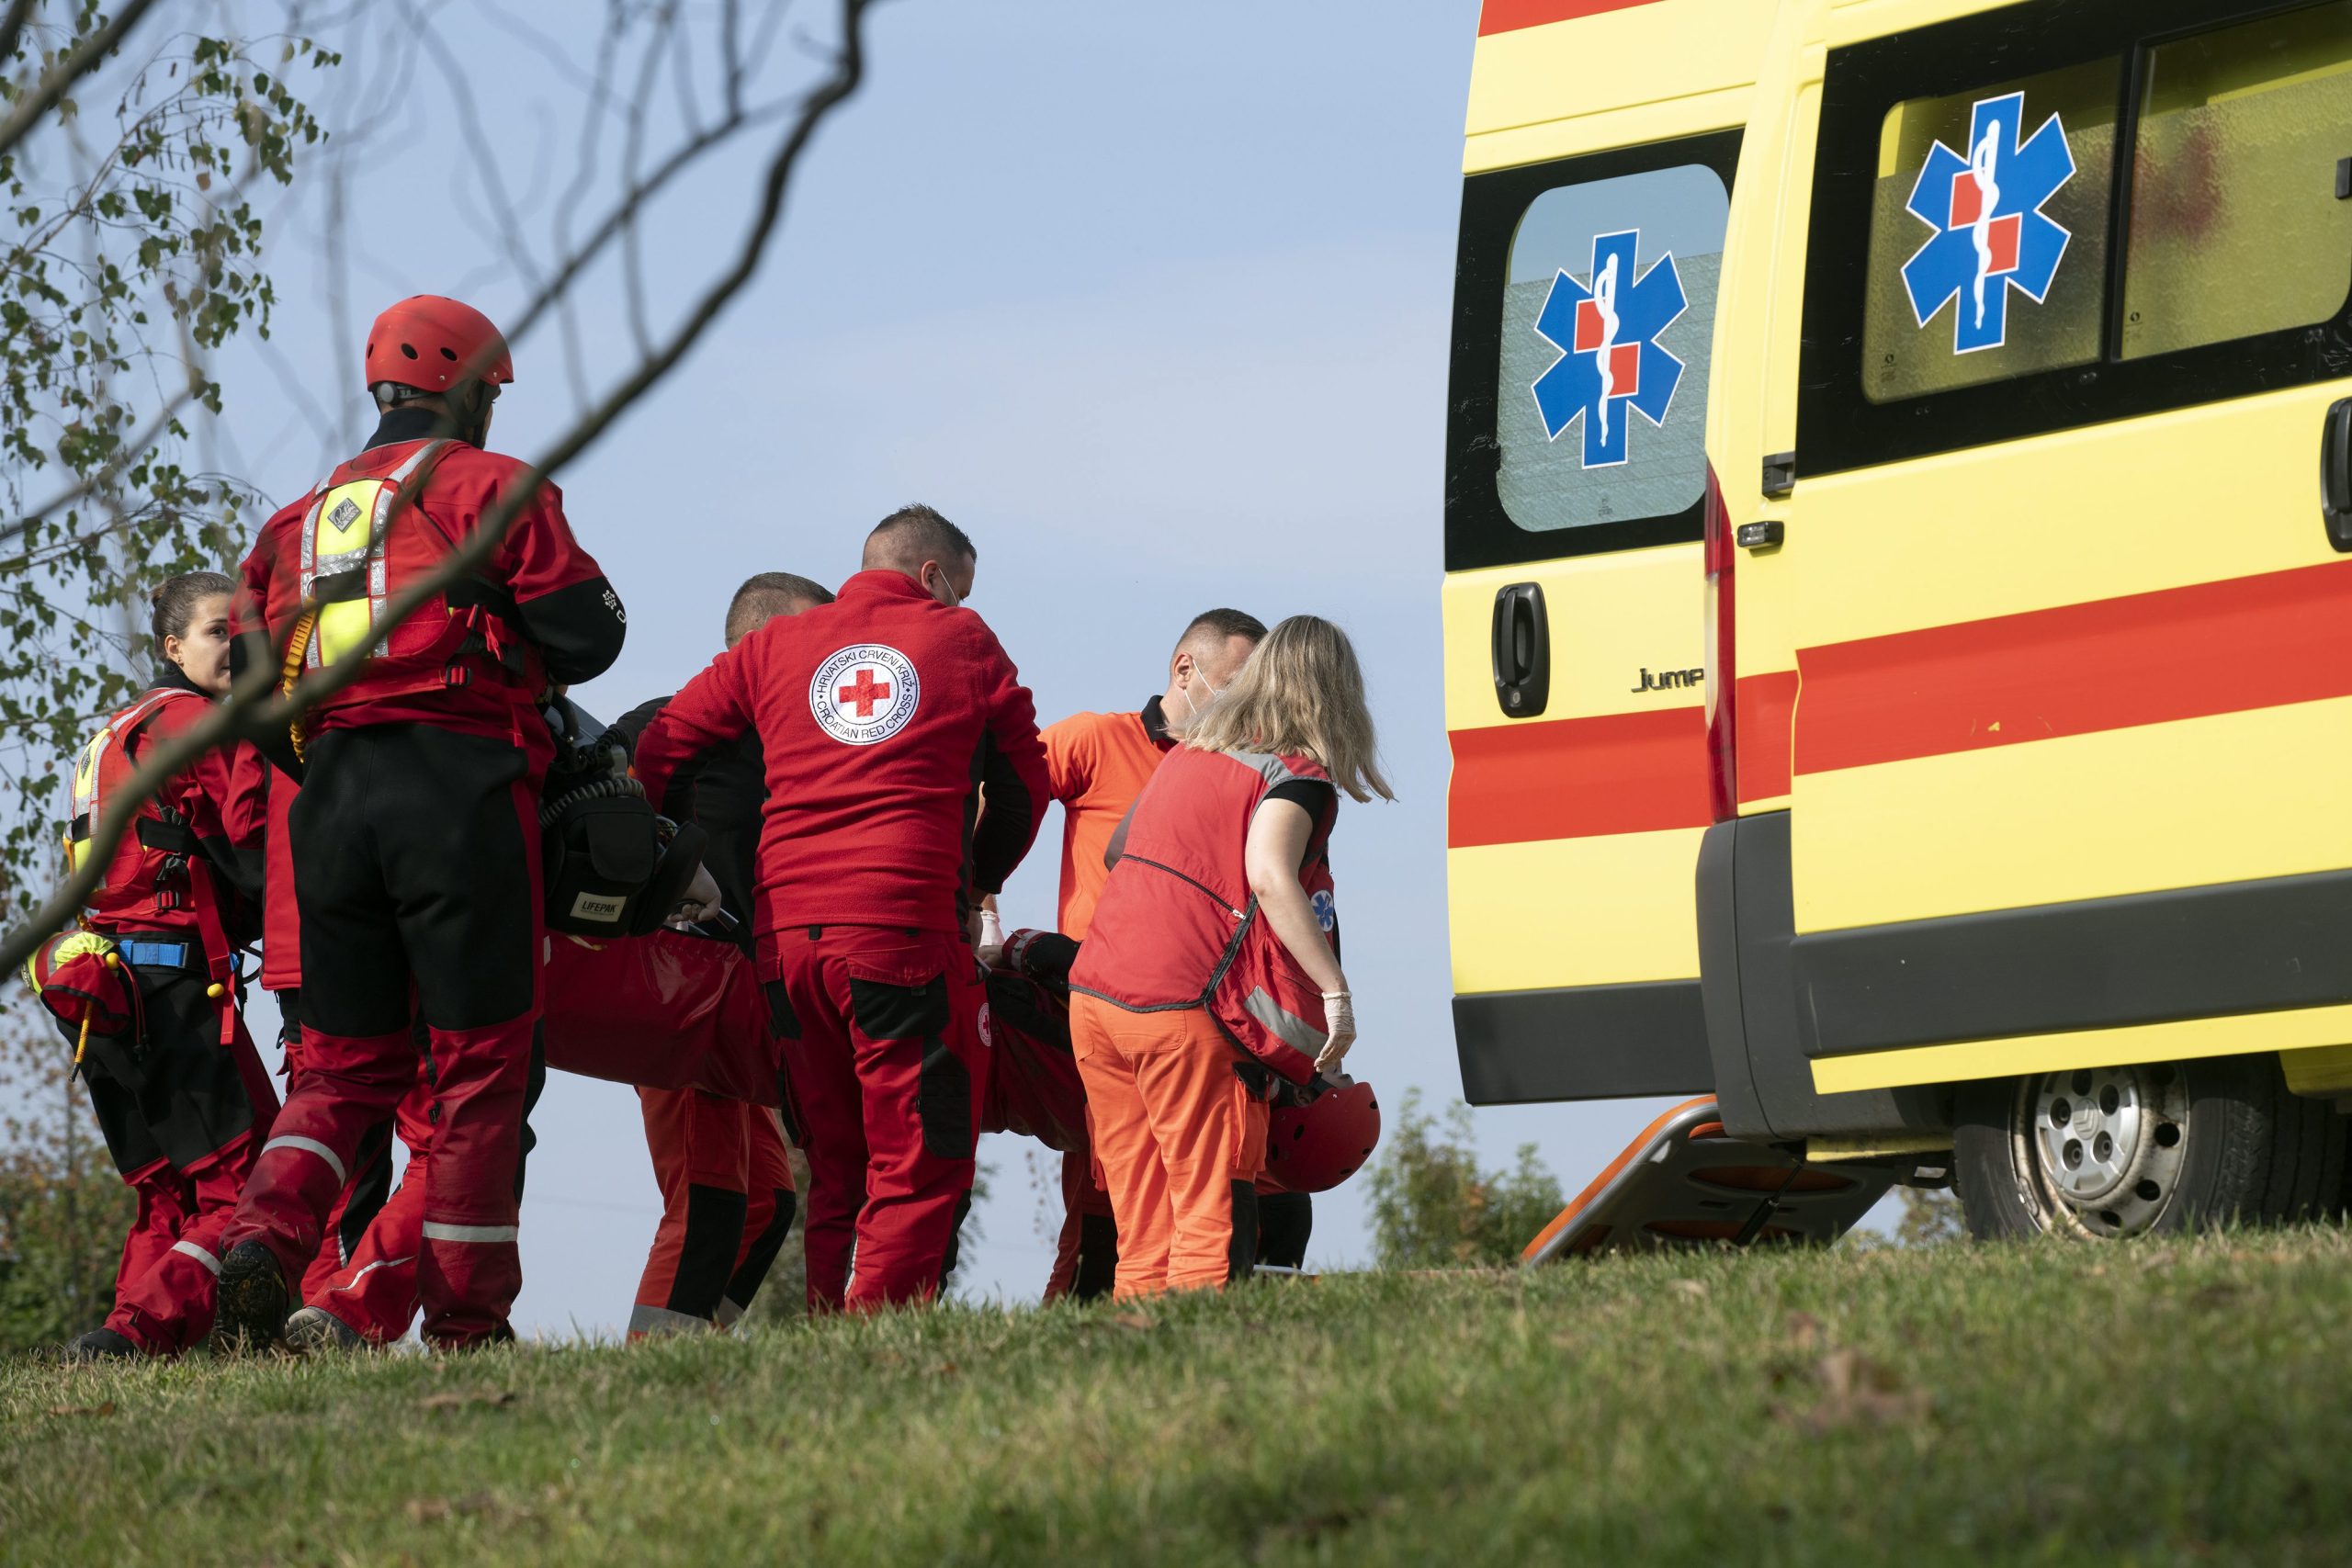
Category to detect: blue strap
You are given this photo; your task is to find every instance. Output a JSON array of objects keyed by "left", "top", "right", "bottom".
[{"left": 119, "top": 940, "right": 192, "bottom": 970}]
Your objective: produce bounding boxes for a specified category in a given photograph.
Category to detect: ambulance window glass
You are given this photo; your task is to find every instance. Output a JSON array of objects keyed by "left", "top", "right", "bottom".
[
  {"left": 1860, "top": 58, "right": 2119, "bottom": 403},
  {"left": 1495, "top": 165, "right": 1729, "bottom": 535},
  {"left": 2120, "top": 4, "right": 2352, "bottom": 362}
]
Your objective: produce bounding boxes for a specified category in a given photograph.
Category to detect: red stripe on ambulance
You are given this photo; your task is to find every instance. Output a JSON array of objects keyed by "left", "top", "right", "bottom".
[
  {"left": 1449, "top": 706, "right": 1708, "bottom": 848},
  {"left": 1793, "top": 559, "right": 2352, "bottom": 776},
  {"left": 1736, "top": 670, "right": 1800, "bottom": 803},
  {"left": 1477, "top": 0, "right": 1667, "bottom": 36}
]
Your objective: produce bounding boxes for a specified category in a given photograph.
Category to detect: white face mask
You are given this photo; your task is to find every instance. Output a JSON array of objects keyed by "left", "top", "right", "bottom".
[
  {"left": 1175, "top": 667, "right": 1224, "bottom": 723},
  {"left": 926, "top": 564, "right": 963, "bottom": 609}
]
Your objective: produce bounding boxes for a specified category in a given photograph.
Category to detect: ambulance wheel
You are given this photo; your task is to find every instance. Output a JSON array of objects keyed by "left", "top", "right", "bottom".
[{"left": 1951, "top": 1055, "right": 2345, "bottom": 1241}]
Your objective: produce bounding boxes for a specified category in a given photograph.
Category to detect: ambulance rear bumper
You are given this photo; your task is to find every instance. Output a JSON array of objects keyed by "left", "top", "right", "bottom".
[{"left": 1453, "top": 981, "right": 1713, "bottom": 1105}]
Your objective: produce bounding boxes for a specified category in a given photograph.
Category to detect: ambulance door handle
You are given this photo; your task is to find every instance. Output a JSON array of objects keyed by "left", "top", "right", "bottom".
[
  {"left": 1490, "top": 581, "right": 1549, "bottom": 719},
  {"left": 2323, "top": 398, "right": 2352, "bottom": 554}
]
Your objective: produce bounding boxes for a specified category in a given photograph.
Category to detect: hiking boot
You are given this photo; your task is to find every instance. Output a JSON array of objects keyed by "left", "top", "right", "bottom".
[
  {"left": 209, "top": 1241, "right": 289, "bottom": 1355},
  {"left": 283, "top": 1305, "right": 364, "bottom": 1354},
  {"left": 53, "top": 1327, "right": 141, "bottom": 1362}
]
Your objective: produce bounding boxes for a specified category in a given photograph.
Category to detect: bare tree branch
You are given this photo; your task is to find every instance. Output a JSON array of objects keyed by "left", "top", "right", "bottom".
[
  {"left": 0, "top": 0, "right": 883, "bottom": 979},
  {"left": 0, "top": 0, "right": 40, "bottom": 75},
  {"left": 0, "top": 0, "right": 165, "bottom": 166}
]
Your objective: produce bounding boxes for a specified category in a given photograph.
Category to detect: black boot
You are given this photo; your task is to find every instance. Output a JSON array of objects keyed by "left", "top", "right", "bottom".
[
  {"left": 209, "top": 1241, "right": 290, "bottom": 1355},
  {"left": 52, "top": 1327, "right": 140, "bottom": 1362}
]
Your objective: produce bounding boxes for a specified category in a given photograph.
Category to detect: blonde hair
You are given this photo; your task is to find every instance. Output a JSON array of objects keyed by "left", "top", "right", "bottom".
[{"left": 1181, "top": 615, "right": 1393, "bottom": 803}]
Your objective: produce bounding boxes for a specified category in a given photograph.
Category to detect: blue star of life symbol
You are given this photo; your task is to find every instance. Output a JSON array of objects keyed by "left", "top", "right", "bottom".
[
  {"left": 1531, "top": 229, "right": 1687, "bottom": 468},
  {"left": 1900, "top": 92, "right": 2075, "bottom": 355},
  {"left": 1310, "top": 888, "right": 1336, "bottom": 933}
]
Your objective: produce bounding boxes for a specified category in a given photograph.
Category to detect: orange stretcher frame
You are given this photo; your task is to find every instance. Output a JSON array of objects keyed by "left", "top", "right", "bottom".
[{"left": 1522, "top": 1097, "right": 1899, "bottom": 1264}]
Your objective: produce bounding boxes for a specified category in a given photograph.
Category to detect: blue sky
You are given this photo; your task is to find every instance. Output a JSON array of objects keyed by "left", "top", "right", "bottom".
[{"left": 201, "top": 0, "right": 1705, "bottom": 1333}]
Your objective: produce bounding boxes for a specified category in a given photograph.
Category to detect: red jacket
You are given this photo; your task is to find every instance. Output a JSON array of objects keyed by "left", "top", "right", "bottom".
[
  {"left": 254, "top": 763, "right": 300, "bottom": 991},
  {"left": 240, "top": 408, "right": 625, "bottom": 747},
  {"left": 632, "top": 570, "right": 1050, "bottom": 938}
]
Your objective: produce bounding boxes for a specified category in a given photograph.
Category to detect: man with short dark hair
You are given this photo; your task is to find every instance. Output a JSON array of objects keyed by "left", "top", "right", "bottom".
[
  {"left": 632, "top": 506, "right": 1048, "bottom": 1312},
  {"left": 725, "top": 572, "right": 832, "bottom": 649},
  {"left": 611, "top": 572, "right": 832, "bottom": 1336},
  {"left": 1020, "top": 608, "right": 1264, "bottom": 1300}
]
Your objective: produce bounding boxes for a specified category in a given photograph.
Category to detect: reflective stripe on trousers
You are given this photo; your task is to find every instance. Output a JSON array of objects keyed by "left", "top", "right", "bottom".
[
  {"left": 262, "top": 1134, "right": 348, "bottom": 1185},
  {"left": 420, "top": 1221, "right": 518, "bottom": 1244},
  {"left": 169, "top": 1239, "right": 221, "bottom": 1276},
  {"left": 628, "top": 1303, "right": 712, "bottom": 1337}
]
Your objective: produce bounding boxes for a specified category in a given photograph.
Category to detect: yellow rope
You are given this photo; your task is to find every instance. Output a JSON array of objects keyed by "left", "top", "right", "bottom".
[{"left": 279, "top": 607, "right": 318, "bottom": 763}]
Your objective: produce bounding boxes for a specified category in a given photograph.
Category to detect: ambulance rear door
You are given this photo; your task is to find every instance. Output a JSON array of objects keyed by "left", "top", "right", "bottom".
[
  {"left": 1446, "top": 0, "right": 1766, "bottom": 1106},
  {"left": 1777, "top": 0, "right": 2352, "bottom": 1097}
]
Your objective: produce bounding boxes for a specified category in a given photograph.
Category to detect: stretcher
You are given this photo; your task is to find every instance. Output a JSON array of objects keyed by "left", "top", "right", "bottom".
[
  {"left": 1522, "top": 1097, "right": 1898, "bottom": 1265},
  {"left": 538, "top": 929, "right": 780, "bottom": 1105},
  {"left": 539, "top": 932, "right": 1097, "bottom": 1144}
]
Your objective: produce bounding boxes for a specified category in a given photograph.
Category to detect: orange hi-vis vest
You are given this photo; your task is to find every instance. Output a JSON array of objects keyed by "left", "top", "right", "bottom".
[{"left": 1071, "top": 746, "right": 1340, "bottom": 1086}]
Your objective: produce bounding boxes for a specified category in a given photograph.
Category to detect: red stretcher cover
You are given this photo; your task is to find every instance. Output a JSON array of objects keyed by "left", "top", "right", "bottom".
[
  {"left": 539, "top": 930, "right": 778, "bottom": 1106},
  {"left": 979, "top": 966, "right": 1088, "bottom": 1155},
  {"left": 1522, "top": 1096, "right": 1896, "bottom": 1264}
]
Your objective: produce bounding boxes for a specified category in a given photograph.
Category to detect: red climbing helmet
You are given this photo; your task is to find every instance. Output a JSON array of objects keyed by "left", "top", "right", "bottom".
[
  {"left": 1261, "top": 1076, "right": 1381, "bottom": 1194},
  {"left": 364, "top": 295, "right": 514, "bottom": 392}
]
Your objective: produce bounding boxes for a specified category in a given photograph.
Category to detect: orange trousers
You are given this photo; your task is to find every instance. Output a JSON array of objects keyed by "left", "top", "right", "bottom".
[{"left": 1069, "top": 995, "right": 1266, "bottom": 1298}]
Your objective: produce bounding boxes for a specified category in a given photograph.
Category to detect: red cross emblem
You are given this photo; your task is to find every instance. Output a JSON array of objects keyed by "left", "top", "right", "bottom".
[{"left": 837, "top": 667, "right": 892, "bottom": 717}]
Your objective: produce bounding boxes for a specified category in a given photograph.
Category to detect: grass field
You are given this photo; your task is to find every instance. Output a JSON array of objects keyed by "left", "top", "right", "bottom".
[{"left": 5, "top": 1230, "right": 2350, "bottom": 1566}]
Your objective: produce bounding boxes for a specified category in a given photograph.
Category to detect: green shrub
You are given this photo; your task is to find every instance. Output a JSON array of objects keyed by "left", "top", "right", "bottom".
[{"left": 1366, "top": 1091, "right": 1565, "bottom": 1269}]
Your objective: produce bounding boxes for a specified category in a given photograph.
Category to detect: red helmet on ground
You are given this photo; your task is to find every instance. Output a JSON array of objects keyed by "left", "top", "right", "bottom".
[
  {"left": 1261, "top": 1076, "right": 1380, "bottom": 1194},
  {"left": 365, "top": 295, "right": 514, "bottom": 392}
]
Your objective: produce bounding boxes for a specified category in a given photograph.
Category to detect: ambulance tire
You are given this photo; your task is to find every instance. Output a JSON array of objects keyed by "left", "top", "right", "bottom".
[{"left": 1951, "top": 1055, "right": 2346, "bottom": 1242}]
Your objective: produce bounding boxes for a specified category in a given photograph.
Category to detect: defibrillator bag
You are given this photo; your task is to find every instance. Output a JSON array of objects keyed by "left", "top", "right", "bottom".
[{"left": 538, "top": 697, "right": 708, "bottom": 937}]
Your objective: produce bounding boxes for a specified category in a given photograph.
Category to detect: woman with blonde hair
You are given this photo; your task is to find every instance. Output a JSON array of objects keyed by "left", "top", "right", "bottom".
[{"left": 1069, "top": 615, "right": 1390, "bottom": 1297}]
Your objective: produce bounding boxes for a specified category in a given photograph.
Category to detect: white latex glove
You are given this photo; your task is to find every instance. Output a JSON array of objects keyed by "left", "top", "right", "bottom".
[
  {"left": 1316, "top": 990, "right": 1357, "bottom": 1074},
  {"left": 670, "top": 862, "right": 723, "bottom": 927},
  {"left": 976, "top": 906, "right": 1006, "bottom": 966}
]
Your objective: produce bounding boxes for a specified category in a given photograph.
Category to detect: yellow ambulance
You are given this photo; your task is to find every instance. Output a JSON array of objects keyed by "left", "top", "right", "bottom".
[{"left": 1445, "top": 0, "right": 2352, "bottom": 1237}]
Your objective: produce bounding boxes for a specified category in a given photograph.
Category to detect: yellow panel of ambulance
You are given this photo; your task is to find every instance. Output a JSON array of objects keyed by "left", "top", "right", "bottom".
[{"left": 1444, "top": 0, "right": 2352, "bottom": 1238}]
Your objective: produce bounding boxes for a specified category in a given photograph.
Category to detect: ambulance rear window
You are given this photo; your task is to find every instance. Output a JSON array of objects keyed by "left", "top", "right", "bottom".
[
  {"left": 1495, "top": 166, "right": 1728, "bottom": 534},
  {"left": 1446, "top": 130, "right": 1740, "bottom": 572}
]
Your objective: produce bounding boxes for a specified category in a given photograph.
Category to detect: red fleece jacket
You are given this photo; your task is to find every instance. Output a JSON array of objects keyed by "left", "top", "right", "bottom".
[{"left": 632, "top": 570, "right": 1049, "bottom": 939}]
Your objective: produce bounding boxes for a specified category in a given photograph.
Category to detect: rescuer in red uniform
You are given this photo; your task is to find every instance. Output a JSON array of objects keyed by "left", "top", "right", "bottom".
[
  {"left": 212, "top": 295, "right": 628, "bottom": 1351},
  {"left": 40, "top": 574, "right": 278, "bottom": 1359},
  {"left": 633, "top": 506, "right": 1049, "bottom": 1313},
  {"left": 609, "top": 572, "right": 831, "bottom": 1336},
  {"left": 227, "top": 498, "right": 439, "bottom": 1352}
]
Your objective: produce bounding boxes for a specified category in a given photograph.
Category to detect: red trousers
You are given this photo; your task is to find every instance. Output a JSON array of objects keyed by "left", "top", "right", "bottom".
[
  {"left": 85, "top": 981, "right": 278, "bottom": 1356},
  {"left": 765, "top": 925, "right": 985, "bottom": 1314},
  {"left": 1069, "top": 996, "right": 1266, "bottom": 1298},
  {"left": 301, "top": 1069, "right": 435, "bottom": 1344},
  {"left": 631, "top": 1088, "right": 796, "bottom": 1336},
  {"left": 225, "top": 724, "right": 543, "bottom": 1347},
  {"left": 105, "top": 1131, "right": 261, "bottom": 1353}
]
